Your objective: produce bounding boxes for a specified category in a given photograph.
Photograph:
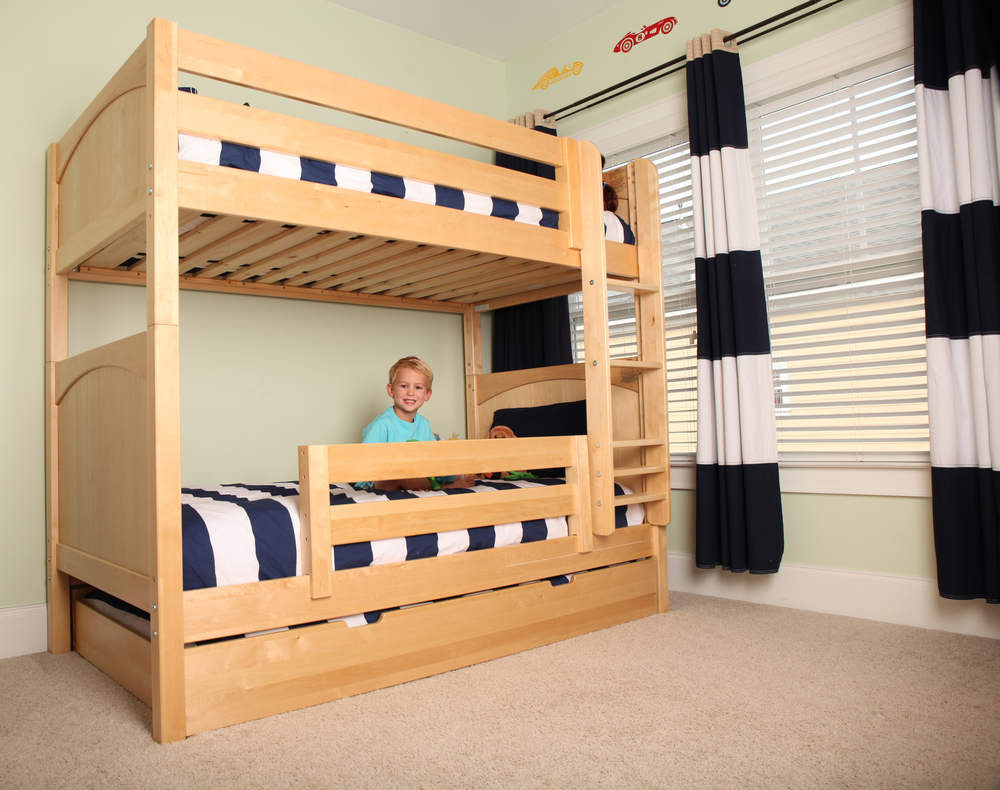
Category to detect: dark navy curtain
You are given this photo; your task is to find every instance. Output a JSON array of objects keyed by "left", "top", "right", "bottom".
[
  {"left": 686, "top": 31, "right": 784, "bottom": 574},
  {"left": 914, "top": 0, "right": 1000, "bottom": 603},
  {"left": 493, "top": 124, "right": 572, "bottom": 372}
]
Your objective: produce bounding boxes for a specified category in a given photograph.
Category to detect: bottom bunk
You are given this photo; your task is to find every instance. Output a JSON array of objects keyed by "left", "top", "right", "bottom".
[{"left": 66, "top": 434, "right": 668, "bottom": 738}]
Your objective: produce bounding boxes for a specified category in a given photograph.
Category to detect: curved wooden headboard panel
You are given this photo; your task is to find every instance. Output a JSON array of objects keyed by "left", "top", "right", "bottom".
[{"left": 474, "top": 364, "right": 643, "bottom": 480}]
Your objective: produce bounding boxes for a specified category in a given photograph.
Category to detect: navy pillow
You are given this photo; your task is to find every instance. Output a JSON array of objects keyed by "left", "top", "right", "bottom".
[{"left": 489, "top": 400, "right": 587, "bottom": 476}]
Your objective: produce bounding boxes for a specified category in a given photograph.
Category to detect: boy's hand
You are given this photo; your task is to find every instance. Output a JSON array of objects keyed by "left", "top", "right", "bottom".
[{"left": 443, "top": 475, "right": 476, "bottom": 489}]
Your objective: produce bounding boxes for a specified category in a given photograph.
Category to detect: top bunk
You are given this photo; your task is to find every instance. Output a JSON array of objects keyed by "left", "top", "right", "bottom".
[{"left": 51, "top": 18, "right": 644, "bottom": 314}]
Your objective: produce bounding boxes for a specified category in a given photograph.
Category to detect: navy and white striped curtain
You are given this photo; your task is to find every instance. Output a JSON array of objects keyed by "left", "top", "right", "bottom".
[
  {"left": 687, "top": 31, "right": 784, "bottom": 574},
  {"left": 914, "top": 0, "right": 1000, "bottom": 604}
]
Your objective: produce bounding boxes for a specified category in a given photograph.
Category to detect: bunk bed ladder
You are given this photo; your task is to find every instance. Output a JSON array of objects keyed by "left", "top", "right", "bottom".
[{"left": 582, "top": 153, "right": 671, "bottom": 537}]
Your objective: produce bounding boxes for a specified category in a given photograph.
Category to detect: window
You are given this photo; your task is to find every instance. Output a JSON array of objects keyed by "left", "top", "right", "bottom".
[{"left": 574, "top": 54, "right": 927, "bottom": 464}]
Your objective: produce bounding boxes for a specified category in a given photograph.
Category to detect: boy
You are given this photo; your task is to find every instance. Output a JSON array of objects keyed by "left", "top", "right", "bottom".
[{"left": 356, "top": 356, "right": 474, "bottom": 491}]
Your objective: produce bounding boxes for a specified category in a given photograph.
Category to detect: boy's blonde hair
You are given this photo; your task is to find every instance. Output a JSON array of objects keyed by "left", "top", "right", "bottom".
[{"left": 389, "top": 356, "right": 433, "bottom": 389}]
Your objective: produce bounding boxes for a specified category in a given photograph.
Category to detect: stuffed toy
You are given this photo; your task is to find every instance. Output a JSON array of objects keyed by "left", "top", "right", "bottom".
[{"left": 484, "top": 425, "right": 536, "bottom": 480}]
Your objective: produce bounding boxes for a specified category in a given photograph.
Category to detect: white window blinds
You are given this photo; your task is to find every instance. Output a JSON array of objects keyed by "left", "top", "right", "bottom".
[
  {"left": 579, "top": 53, "right": 927, "bottom": 464},
  {"left": 749, "top": 57, "right": 927, "bottom": 460}
]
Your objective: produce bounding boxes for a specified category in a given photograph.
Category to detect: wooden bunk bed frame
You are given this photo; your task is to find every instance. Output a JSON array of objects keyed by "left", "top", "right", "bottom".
[{"left": 45, "top": 19, "right": 671, "bottom": 743}]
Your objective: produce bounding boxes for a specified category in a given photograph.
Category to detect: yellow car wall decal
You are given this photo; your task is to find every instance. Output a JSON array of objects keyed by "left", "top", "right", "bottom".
[{"left": 533, "top": 61, "right": 584, "bottom": 90}]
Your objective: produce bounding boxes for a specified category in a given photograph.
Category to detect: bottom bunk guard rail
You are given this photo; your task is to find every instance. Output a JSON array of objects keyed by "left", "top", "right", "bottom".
[{"left": 299, "top": 436, "right": 592, "bottom": 599}]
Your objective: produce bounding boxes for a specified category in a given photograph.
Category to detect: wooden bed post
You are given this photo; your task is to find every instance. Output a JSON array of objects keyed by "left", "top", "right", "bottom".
[
  {"left": 464, "top": 306, "right": 482, "bottom": 439},
  {"left": 572, "top": 139, "right": 616, "bottom": 536},
  {"left": 45, "top": 143, "right": 72, "bottom": 654},
  {"left": 146, "top": 17, "right": 185, "bottom": 744}
]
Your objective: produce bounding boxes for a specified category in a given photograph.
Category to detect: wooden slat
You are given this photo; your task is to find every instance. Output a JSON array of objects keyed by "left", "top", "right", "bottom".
[
  {"left": 223, "top": 229, "right": 353, "bottom": 281},
  {"left": 374, "top": 252, "right": 504, "bottom": 297},
  {"left": 57, "top": 544, "right": 151, "bottom": 612},
  {"left": 255, "top": 235, "right": 388, "bottom": 285},
  {"left": 613, "top": 438, "right": 666, "bottom": 448},
  {"left": 299, "top": 445, "right": 332, "bottom": 600},
  {"left": 71, "top": 265, "right": 470, "bottom": 314},
  {"left": 194, "top": 224, "right": 319, "bottom": 279},
  {"left": 182, "top": 527, "right": 655, "bottom": 641},
  {"left": 178, "top": 220, "right": 287, "bottom": 274},
  {"left": 322, "top": 436, "right": 575, "bottom": 483},
  {"left": 399, "top": 259, "right": 551, "bottom": 301},
  {"left": 178, "top": 214, "right": 251, "bottom": 258},
  {"left": 177, "top": 162, "right": 580, "bottom": 270},
  {"left": 285, "top": 239, "right": 414, "bottom": 288},
  {"left": 316, "top": 245, "right": 454, "bottom": 292},
  {"left": 610, "top": 359, "right": 663, "bottom": 370},
  {"left": 178, "top": 92, "right": 568, "bottom": 211},
  {"left": 176, "top": 26, "right": 564, "bottom": 165},
  {"left": 607, "top": 278, "right": 658, "bottom": 293},
  {"left": 614, "top": 491, "right": 668, "bottom": 506},
  {"left": 613, "top": 465, "right": 668, "bottom": 477},
  {"left": 328, "top": 486, "right": 577, "bottom": 545}
]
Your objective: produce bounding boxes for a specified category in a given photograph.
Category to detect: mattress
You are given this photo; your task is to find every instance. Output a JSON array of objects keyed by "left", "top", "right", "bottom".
[
  {"left": 178, "top": 134, "right": 636, "bottom": 246},
  {"left": 178, "top": 134, "right": 560, "bottom": 230},
  {"left": 181, "top": 478, "right": 645, "bottom": 592}
]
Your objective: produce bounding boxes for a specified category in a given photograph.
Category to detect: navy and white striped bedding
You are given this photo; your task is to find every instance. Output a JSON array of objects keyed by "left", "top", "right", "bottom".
[
  {"left": 181, "top": 478, "right": 645, "bottom": 592},
  {"left": 178, "top": 133, "right": 560, "bottom": 230}
]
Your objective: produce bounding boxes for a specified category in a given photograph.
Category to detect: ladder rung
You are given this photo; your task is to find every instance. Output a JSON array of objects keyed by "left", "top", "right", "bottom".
[
  {"left": 612, "top": 438, "right": 666, "bottom": 449},
  {"left": 613, "top": 465, "right": 668, "bottom": 477},
  {"left": 606, "top": 278, "right": 659, "bottom": 294},
  {"left": 610, "top": 359, "right": 663, "bottom": 370},
  {"left": 615, "top": 491, "right": 668, "bottom": 506}
]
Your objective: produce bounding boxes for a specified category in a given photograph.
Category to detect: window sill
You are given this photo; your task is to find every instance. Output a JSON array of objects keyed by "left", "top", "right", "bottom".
[{"left": 668, "top": 459, "right": 932, "bottom": 498}]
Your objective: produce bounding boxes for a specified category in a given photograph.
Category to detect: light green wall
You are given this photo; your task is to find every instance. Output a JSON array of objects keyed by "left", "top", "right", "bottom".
[
  {"left": 505, "top": 0, "right": 909, "bottom": 137},
  {"left": 0, "top": 0, "right": 506, "bottom": 610},
  {"left": 667, "top": 490, "right": 936, "bottom": 580}
]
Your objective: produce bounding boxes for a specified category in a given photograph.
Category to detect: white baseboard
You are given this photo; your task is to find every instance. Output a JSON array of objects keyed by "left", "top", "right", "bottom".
[
  {"left": 0, "top": 604, "right": 47, "bottom": 659},
  {"left": 667, "top": 553, "right": 1000, "bottom": 640}
]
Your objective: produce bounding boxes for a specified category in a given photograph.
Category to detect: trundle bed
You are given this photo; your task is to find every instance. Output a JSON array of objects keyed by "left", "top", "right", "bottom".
[{"left": 45, "top": 19, "right": 671, "bottom": 742}]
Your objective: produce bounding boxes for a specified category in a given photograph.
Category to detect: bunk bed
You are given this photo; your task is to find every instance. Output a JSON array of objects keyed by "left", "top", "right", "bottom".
[{"left": 45, "top": 19, "right": 671, "bottom": 743}]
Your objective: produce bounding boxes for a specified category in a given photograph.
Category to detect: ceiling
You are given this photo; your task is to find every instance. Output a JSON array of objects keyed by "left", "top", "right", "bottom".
[{"left": 324, "top": 0, "right": 631, "bottom": 62}]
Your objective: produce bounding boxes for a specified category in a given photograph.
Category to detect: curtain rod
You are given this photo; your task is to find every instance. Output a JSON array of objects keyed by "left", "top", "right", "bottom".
[{"left": 546, "top": 0, "right": 847, "bottom": 123}]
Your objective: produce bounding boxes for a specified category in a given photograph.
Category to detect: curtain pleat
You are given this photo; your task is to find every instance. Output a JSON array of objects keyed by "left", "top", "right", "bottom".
[
  {"left": 687, "top": 31, "right": 784, "bottom": 574},
  {"left": 914, "top": 0, "right": 1000, "bottom": 603},
  {"left": 492, "top": 124, "right": 571, "bottom": 372}
]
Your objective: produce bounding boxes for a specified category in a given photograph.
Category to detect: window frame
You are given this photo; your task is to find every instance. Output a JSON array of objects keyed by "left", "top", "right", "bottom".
[{"left": 573, "top": 2, "right": 928, "bottom": 497}]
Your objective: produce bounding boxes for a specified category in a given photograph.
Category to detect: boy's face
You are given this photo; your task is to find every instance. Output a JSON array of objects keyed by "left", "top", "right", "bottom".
[{"left": 387, "top": 367, "right": 432, "bottom": 422}]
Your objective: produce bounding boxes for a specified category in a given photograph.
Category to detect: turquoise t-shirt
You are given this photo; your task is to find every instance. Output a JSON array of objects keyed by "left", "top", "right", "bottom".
[
  {"left": 355, "top": 408, "right": 452, "bottom": 489},
  {"left": 361, "top": 408, "right": 436, "bottom": 444}
]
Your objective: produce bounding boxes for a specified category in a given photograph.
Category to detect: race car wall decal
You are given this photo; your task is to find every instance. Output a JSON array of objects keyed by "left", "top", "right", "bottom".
[
  {"left": 532, "top": 61, "right": 584, "bottom": 90},
  {"left": 613, "top": 15, "right": 677, "bottom": 53}
]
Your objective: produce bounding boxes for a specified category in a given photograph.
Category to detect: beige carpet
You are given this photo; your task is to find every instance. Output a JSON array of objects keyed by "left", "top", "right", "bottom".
[{"left": 2, "top": 592, "right": 998, "bottom": 790}]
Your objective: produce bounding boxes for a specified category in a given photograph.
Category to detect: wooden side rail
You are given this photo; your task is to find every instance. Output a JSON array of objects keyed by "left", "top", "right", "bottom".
[
  {"left": 182, "top": 524, "right": 655, "bottom": 643},
  {"left": 299, "top": 436, "right": 591, "bottom": 599},
  {"left": 175, "top": 24, "right": 562, "bottom": 165},
  {"left": 178, "top": 93, "right": 567, "bottom": 212}
]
